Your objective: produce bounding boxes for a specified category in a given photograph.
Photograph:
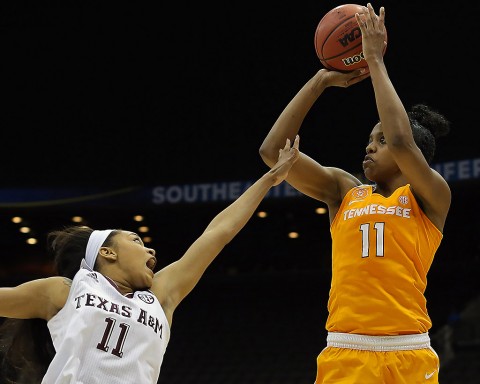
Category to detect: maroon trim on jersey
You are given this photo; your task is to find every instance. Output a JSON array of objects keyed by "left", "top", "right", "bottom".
[{"left": 102, "top": 275, "right": 130, "bottom": 297}]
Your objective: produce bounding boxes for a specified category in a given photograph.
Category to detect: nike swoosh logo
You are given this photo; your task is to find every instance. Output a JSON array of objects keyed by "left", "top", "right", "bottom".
[
  {"left": 425, "top": 370, "right": 436, "bottom": 379},
  {"left": 348, "top": 200, "right": 364, "bottom": 205}
]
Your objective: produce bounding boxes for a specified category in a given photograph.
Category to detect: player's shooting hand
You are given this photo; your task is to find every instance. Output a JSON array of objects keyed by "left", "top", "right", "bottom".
[{"left": 355, "top": 3, "right": 387, "bottom": 62}]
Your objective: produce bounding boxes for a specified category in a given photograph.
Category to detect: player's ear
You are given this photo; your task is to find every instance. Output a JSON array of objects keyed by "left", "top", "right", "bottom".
[{"left": 99, "top": 247, "right": 117, "bottom": 262}]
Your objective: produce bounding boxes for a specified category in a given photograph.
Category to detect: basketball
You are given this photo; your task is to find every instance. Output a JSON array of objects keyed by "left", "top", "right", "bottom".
[{"left": 314, "top": 3, "right": 387, "bottom": 72}]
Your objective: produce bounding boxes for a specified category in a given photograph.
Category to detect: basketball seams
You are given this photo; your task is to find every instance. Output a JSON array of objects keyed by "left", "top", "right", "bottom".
[{"left": 316, "top": 15, "right": 360, "bottom": 61}]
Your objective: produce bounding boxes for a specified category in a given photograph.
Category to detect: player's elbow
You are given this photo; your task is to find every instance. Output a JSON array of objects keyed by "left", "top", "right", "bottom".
[{"left": 259, "top": 142, "right": 277, "bottom": 167}]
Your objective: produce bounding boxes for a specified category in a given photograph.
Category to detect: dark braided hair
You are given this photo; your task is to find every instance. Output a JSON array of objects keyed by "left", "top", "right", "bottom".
[
  {"left": 0, "top": 226, "right": 117, "bottom": 383},
  {"left": 407, "top": 104, "right": 451, "bottom": 164}
]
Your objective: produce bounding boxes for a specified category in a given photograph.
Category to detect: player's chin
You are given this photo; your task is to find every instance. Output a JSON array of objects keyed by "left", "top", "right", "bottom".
[
  {"left": 145, "top": 270, "right": 155, "bottom": 285},
  {"left": 362, "top": 168, "right": 375, "bottom": 182},
  {"left": 138, "top": 270, "right": 154, "bottom": 290}
]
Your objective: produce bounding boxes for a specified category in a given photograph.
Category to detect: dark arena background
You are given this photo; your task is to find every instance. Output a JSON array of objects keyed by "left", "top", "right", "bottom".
[{"left": 1, "top": 1, "right": 479, "bottom": 383}]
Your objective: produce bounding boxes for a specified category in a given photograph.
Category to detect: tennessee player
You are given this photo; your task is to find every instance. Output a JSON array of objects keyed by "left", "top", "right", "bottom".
[{"left": 259, "top": 4, "right": 450, "bottom": 384}]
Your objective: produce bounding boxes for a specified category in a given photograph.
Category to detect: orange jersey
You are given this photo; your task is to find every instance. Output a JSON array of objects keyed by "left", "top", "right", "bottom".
[{"left": 327, "top": 184, "right": 443, "bottom": 335}]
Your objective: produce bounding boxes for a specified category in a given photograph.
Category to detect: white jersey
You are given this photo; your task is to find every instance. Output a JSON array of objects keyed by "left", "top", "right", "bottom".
[{"left": 43, "top": 263, "right": 170, "bottom": 384}]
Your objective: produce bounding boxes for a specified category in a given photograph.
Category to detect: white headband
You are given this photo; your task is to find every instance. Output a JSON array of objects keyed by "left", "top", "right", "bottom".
[{"left": 84, "top": 229, "right": 114, "bottom": 269}]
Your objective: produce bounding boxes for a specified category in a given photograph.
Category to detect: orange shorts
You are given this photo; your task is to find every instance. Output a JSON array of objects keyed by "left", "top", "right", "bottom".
[{"left": 315, "top": 333, "right": 440, "bottom": 384}]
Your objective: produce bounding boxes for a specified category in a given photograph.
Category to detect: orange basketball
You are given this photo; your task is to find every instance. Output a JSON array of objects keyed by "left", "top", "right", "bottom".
[{"left": 314, "top": 3, "right": 387, "bottom": 72}]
